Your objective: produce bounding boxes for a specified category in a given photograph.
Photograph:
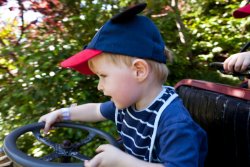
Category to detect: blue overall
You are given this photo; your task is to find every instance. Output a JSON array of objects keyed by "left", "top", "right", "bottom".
[{"left": 100, "top": 86, "right": 207, "bottom": 167}]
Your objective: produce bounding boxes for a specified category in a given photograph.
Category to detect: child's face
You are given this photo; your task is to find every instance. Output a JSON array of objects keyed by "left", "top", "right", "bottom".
[{"left": 90, "top": 54, "right": 141, "bottom": 109}]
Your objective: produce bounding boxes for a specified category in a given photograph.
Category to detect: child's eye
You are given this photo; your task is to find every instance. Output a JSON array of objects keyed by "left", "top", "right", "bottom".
[{"left": 99, "top": 74, "right": 107, "bottom": 78}]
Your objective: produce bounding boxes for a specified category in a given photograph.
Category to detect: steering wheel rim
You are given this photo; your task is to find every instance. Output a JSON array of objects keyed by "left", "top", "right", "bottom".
[{"left": 3, "top": 122, "right": 119, "bottom": 167}]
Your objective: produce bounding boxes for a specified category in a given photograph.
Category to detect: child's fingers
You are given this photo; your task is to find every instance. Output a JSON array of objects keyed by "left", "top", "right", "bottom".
[
  {"left": 240, "top": 58, "right": 250, "bottom": 72},
  {"left": 233, "top": 58, "right": 244, "bottom": 72},
  {"left": 41, "top": 119, "right": 53, "bottom": 134},
  {"left": 84, "top": 155, "right": 101, "bottom": 167},
  {"left": 38, "top": 115, "right": 45, "bottom": 123},
  {"left": 43, "top": 122, "right": 51, "bottom": 134},
  {"left": 95, "top": 144, "right": 110, "bottom": 153}
]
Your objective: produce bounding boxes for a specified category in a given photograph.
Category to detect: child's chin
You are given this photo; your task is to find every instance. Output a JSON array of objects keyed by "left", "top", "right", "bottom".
[
  {"left": 111, "top": 99, "right": 130, "bottom": 109},
  {"left": 113, "top": 102, "right": 127, "bottom": 110}
]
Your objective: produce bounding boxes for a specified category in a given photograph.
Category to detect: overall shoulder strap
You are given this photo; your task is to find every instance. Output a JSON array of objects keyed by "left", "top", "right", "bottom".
[
  {"left": 148, "top": 93, "right": 178, "bottom": 162},
  {"left": 115, "top": 108, "right": 119, "bottom": 125}
]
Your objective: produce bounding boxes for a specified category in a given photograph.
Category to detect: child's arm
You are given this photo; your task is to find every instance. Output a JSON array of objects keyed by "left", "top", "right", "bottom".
[
  {"left": 84, "top": 144, "right": 164, "bottom": 167},
  {"left": 38, "top": 103, "right": 106, "bottom": 134}
]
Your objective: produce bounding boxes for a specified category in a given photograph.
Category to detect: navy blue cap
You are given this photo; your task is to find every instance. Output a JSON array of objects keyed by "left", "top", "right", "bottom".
[{"left": 60, "top": 3, "right": 166, "bottom": 74}]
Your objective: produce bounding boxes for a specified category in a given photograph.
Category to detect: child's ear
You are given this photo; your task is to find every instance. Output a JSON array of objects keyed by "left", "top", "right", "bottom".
[{"left": 132, "top": 59, "right": 149, "bottom": 82}]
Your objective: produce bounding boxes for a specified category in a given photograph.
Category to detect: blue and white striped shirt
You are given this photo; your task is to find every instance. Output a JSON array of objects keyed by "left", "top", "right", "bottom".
[{"left": 100, "top": 86, "right": 207, "bottom": 166}]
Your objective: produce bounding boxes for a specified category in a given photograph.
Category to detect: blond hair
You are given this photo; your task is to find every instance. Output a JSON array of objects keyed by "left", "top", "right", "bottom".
[{"left": 88, "top": 47, "right": 172, "bottom": 84}]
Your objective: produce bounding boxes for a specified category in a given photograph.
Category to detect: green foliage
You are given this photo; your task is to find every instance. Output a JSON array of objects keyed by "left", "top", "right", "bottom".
[
  {"left": 176, "top": 0, "right": 249, "bottom": 84},
  {"left": 0, "top": 0, "right": 247, "bottom": 155}
]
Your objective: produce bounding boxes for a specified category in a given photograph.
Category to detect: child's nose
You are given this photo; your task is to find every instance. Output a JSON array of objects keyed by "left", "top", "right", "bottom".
[{"left": 97, "top": 81, "right": 104, "bottom": 92}]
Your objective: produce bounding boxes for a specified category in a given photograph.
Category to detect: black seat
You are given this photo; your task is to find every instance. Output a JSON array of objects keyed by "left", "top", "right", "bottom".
[{"left": 175, "top": 79, "right": 250, "bottom": 167}]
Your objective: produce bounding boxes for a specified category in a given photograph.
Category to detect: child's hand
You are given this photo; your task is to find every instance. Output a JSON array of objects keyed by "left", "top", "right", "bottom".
[
  {"left": 223, "top": 51, "right": 250, "bottom": 72},
  {"left": 84, "top": 144, "right": 164, "bottom": 167},
  {"left": 84, "top": 144, "right": 126, "bottom": 167},
  {"left": 38, "top": 109, "right": 62, "bottom": 134}
]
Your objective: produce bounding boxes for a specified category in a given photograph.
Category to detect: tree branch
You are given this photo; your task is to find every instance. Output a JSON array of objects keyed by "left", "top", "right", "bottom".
[
  {"left": 170, "top": 0, "right": 193, "bottom": 59},
  {"left": 16, "top": 0, "right": 25, "bottom": 45}
]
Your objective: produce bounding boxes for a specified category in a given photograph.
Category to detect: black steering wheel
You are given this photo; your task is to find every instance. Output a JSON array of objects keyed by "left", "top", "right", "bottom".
[
  {"left": 210, "top": 62, "right": 250, "bottom": 79},
  {"left": 3, "top": 122, "right": 119, "bottom": 167}
]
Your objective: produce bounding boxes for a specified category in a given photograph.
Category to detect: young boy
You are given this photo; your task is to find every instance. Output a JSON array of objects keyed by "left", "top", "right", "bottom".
[{"left": 39, "top": 3, "right": 207, "bottom": 167}]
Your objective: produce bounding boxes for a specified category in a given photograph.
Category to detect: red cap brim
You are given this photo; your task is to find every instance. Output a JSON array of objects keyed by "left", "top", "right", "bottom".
[
  {"left": 233, "top": 4, "right": 250, "bottom": 18},
  {"left": 60, "top": 49, "right": 102, "bottom": 75}
]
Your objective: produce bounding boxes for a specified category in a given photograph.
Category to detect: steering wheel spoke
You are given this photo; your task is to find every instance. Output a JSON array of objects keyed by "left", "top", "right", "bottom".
[
  {"left": 32, "top": 129, "right": 57, "bottom": 149},
  {"left": 70, "top": 151, "right": 90, "bottom": 161},
  {"left": 73, "top": 132, "right": 96, "bottom": 148}
]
